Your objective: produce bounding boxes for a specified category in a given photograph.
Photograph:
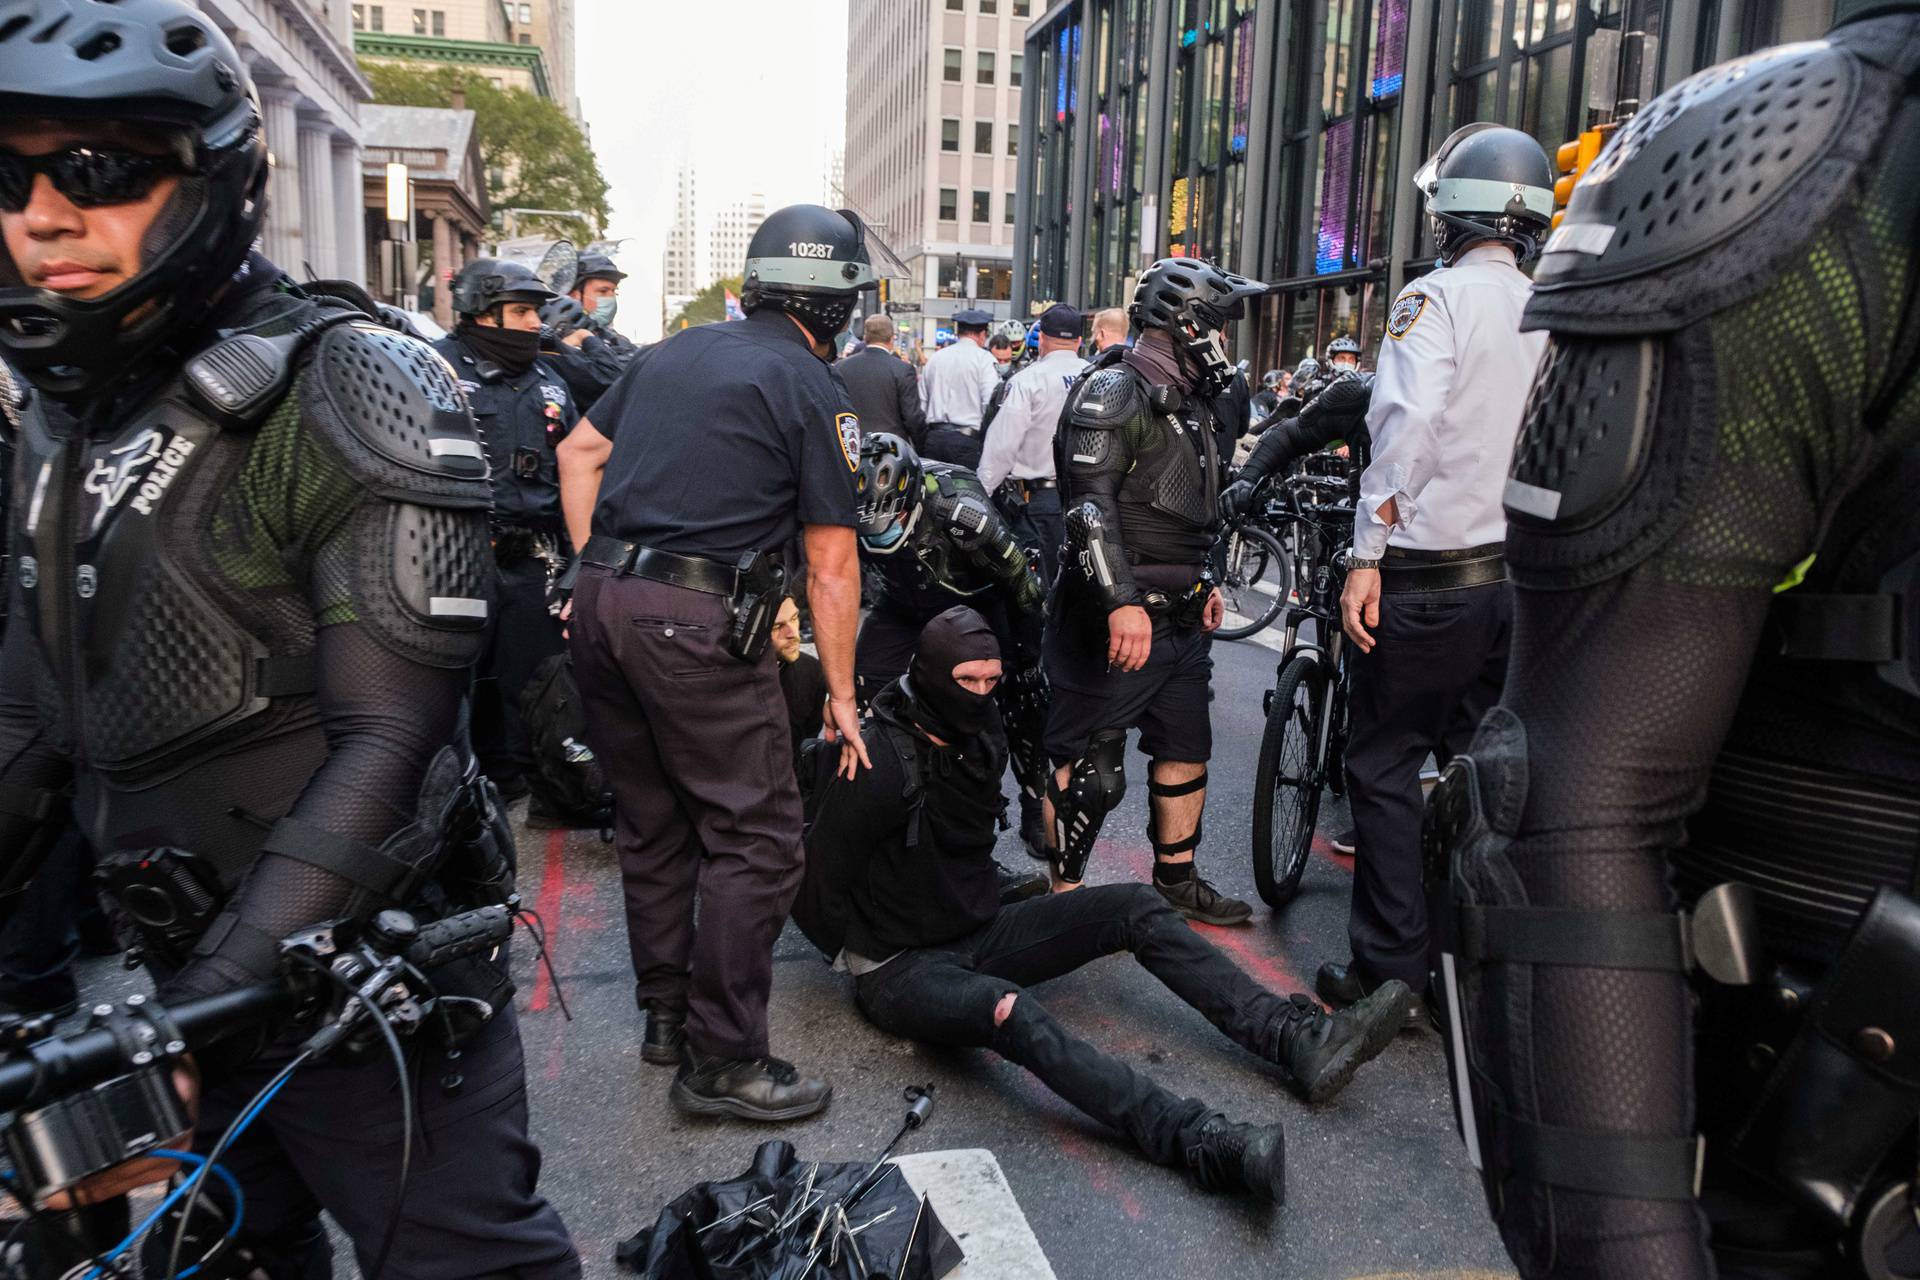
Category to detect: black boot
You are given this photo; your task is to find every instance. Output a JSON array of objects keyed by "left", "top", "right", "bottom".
[
  {"left": 1267, "top": 984, "right": 1413, "bottom": 1104},
  {"left": 1019, "top": 794, "right": 1049, "bottom": 862},
  {"left": 670, "top": 1054, "right": 832, "bottom": 1122},
  {"left": 642, "top": 1005, "right": 686, "bottom": 1066},
  {"left": 1183, "top": 1116, "right": 1286, "bottom": 1202}
]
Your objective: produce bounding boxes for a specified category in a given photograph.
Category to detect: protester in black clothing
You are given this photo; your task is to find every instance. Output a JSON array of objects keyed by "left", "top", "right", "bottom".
[
  {"left": 773, "top": 596, "right": 827, "bottom": 764},
  {"left": 837, "top": 314, "right": 926, "bottom": 450},
  {"left": 0, "top": 5, "right": 574, "bottom": 1271},
  {"left": 1218, "top": 372, "right": 1375, "bottom": 521},
  {"left": 797, "top": 608, "right": 1413, "bottom": 1202}
]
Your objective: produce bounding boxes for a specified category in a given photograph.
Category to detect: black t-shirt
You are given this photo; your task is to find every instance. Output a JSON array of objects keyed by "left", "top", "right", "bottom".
[
  {"left": 779, "top": 651, "right": 828, "bottom": 762},
  {"left": 588, "top": 310, "right": 859, "bottom": 558}
]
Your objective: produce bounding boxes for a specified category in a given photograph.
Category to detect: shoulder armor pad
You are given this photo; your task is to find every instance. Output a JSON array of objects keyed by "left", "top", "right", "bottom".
[
  {"left": 1529, "top": 40, "right": 1868, "bottom": 332},
  {"left": 925, "top": 467, "right": 995, "bottom": 548},
  {"left": 1068, "top": 366, "right": 1144, "bottom": 430},
  {"left": 305, "top": 323, "right": 492, "bottom": 509}
]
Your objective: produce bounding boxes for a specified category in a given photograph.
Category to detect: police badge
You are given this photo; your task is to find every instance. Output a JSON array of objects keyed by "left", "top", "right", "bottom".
[
  {"left": 836, "top": 411, "right": 862, "bottom": 471},
  {"left": 1387, "top": 292, "right": 1429, "bottom": 341}
]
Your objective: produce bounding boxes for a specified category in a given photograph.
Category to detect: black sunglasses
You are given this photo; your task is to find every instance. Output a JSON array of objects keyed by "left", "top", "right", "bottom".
[{"left": 0, "top": 146, "right": 188, "bottom": 213}]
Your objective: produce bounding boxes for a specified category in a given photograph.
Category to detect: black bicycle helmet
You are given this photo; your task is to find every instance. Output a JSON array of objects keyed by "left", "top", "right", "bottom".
[
  {"left": 0, "top": 0, "right": 268, "bottom": 401},
  {"left": 741, "top": 204, "right": 877, "bottom": 347},
  {"left": 451, "top": 259, "right": 556, "bottom": 320},
  {"left": 854, "top": 432, "right": 922, "bottom": 555},
  {"left": 1128, "top": 257, "right": 1268, "bottom": 397},
  {"left": 1416, "top": 123, "right": 1555, "bottom": 264},
  {"left": 1326, "top": 334, "right": 1362, "bottom": 363}
]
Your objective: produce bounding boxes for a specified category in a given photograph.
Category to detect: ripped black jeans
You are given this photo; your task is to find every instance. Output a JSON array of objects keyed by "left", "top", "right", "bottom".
[{"left": 853, "top": 884, "right": 1288, "bottom": 1166}]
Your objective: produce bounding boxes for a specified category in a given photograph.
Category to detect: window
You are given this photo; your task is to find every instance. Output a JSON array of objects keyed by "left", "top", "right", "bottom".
[
  {"left": 518, "top": 2, "right": 531, "bottom": 19},
  {"left": 1014, "top": 0, "right": 1030, "bottom": 14},
  {"left": 518, "top": 32, "right": 530, "bottom": 43},
  {"left": 975, "top": 263, "right": 1011, "bottom": 300},
  {"left": 942, "top": 118, "right": 960, "bottom": 152},
  {"left": 977, "top": 51, "right": 995, "bottom": 84},
  {"left": 431, "top": 9, "right": 444, "bottom": 34},
  {"left": 412, "top": 7, "right": 425, "bottom": 33},
  {"left": 351, "top": 3, "right": 364, "bottom": 27},
  {"left": 937, "top": 256, "right": 964, "bottom": 298},
  {"left": 1004, "top": 192, "right": 1016, "bottom": 224},
  {"left": 974, "top": 120, "right": 993, "bottom": 153},
  {"left": 971, "top": 190, "right": 991, "bottom": 222},
  {"left": 1006, "top": 123, "right": 1019, "bottom": 156},
  {"left": 939, "top": 188, "right": 958, "bottom": 221},
  {"left": 981, "top": 0, "right": 997, "bottom": 12},
  {"left": 943, "top": 48, "right": 963, "bottom": 82},
  {"left": 946, "top": 0, "right": 962, "bottom": 9},
  {"left": 1010, "top": 53, "right": 1023, "bottom": 88},
  {"left": 369, "top": 4, "right": 383, "bottom": 30}
]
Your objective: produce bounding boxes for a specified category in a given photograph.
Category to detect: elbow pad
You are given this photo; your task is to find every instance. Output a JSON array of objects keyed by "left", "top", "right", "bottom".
[{"left": 1064, "top": 501, "right": 1138, "bottom": 612}]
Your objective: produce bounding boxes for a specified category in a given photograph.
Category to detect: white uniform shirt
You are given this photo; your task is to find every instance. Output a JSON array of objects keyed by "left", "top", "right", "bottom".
[
  {"left": 978, "top": 348, "right": 1089, "bottom": 492},
  {"left": 919, "top": 337, "right": 1002, "bottom": 429},
  {"left": 1353, "top": 243, "right": 1548, "bottom": 560}
]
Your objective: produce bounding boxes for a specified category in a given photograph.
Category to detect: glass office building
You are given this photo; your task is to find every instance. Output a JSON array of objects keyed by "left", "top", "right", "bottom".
[{"left": 1015, "top": 0, "right": 1838, "bottom": 371}]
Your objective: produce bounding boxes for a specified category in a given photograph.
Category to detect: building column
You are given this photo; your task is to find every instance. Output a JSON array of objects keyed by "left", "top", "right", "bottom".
[
  {"left": 257, "top": 84, "right": 304, "bottom": 270},
  {"left": 1387, "top": 0, "right": 1443, "bottom": 303},
  {"left": 296, "top": 119, "right": 337, "bottom": 282},
  {"left": 332, "top": 138, "right": 366, "bottom": 286},
  {"left": 431, "top": 213, "right": 457, "bottom": 331}
]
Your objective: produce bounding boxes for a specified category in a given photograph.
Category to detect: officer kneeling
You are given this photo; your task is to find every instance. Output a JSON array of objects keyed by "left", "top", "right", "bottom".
[{"left": 795, "top": 608, "right": 1414, "bottom": 1201}]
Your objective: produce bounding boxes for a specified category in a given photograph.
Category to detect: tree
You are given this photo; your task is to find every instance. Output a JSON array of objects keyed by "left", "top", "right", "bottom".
[
  {"left": 363, "top": 62, "right": 610, "bottom": 243},
  {"left": 667, "top": 277, "right": 745, "bottom": 330}
]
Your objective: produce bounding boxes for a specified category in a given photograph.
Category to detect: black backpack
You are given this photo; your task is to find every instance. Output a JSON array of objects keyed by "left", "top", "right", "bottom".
[{"left": 518, "top": 653, "right": 610, "bottom": 822}]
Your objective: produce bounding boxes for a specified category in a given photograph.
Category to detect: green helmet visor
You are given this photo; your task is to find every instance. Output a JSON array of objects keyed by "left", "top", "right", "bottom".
[{"left": 744, "top": 255, "right": 878, "bottom": 292}]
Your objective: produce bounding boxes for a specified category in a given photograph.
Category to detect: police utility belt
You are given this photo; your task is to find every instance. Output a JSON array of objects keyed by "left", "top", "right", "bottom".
[
  {"left": 1380, "top": 542, "right": 1505, "bottom": 593},
  {"left": 579, "top": 534, "right": 786, "bottom": 662}
]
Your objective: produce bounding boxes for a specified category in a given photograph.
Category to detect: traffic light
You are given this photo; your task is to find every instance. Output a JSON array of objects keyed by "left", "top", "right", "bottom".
[{"left": 1552, "top": 125, "right": 1615, "bottom": 230}]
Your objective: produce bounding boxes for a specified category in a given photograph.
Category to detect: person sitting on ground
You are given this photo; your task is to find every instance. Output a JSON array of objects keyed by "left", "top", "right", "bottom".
[
  {"left": 773, "top": 595, "right": 827, "bottom": 766},
  {"left": 792, "top": 606, "right": 1414, "bottom": 1203}
]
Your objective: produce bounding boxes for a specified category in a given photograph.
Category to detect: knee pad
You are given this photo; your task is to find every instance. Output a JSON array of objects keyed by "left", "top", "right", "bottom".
[
  {"left": 1048, "top": 729, "right": 1127, "bottom": 884},
  {"left": 1146, "top": 767, "right": 1208, "bottom": 857}
]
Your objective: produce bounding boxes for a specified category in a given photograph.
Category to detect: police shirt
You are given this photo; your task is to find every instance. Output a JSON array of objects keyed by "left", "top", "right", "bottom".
[
  {"left": 977, "top": 347, "right": 1088, "bottom": 493},
  {"left": 433, "top": 336, "right": 576, "bottom": 532},
  {"left": 919, "top": 338, "right": 1000, "bottom": 428},
  {"left": 588, "top": 308, "right": 859, "bottom": 558},
  {"left": 1353, "top": 243, "right": 1548, "bottom": 559}
]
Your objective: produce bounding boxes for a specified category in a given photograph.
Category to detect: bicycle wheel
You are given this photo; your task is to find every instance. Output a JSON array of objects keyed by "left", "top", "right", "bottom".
[
  {"left": 1214, "top": 524, "right": 1290, "bottom": 641},
  {"left": 1251, "top": 651, "right": 1329, "bottom": 909}
]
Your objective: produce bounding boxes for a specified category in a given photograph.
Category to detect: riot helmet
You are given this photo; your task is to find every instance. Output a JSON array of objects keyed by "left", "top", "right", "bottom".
[
  {"left": 741, "top": 204, "right": 877, "bottom": 349},
  {"left": 1128, "top": 257, "right": 1268, "bottom": 397},
  {"left": 452, "top": 258, "right": 556, "bottom": 322},
  {"left": 1325, "top": 334, "right": 1362, "bottom": 370},
  {"left": 1415, "top": 123, "right": 1555, "bottom": 265},
  {"left": 1260, "top": 369, "right": 1287, "bottom": 392},
  {"left": 0, "top": 0, "right": 269, "bottom": 402},
  {"left": 855, "top": 432, "right": 923, "bottom": 555},
  {"left": 572, "top": 252, "right": 626, "bottom": 288}
]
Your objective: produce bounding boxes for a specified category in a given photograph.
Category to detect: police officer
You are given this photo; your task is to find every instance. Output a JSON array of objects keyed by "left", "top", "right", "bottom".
[
  {"left": 0, "top": 3, "right": 576, "bottom": 1271},
  {"left": 978, "top": 303, "right": 1087, "bottom": 588},
  {"left": 919, "top": 307, "right": 1001, "bottom": 468},
  {"left": 556, "top": 203, "right": 871, "bottom": 1122},
  {"left": 568, "top": 251, "right": 638, "bottom": 359},
  {"left": 436, "top": 260, "right": 581, "bottom": 822},
  {"left": 538, "top": 251, "right": 637, "bottom": 415},
  {"left": 1436, "top": 7, "right": 1920, "bottom": 1277},
  {"left": 853, "top": 433, "right": 1050, "bottom": 856},
  {"left": 1045, "top": 259, "right": 1266, "bottom": 925},
  {"left": 1312, "top": 124, "right": 1552, "bottom": 1018}
]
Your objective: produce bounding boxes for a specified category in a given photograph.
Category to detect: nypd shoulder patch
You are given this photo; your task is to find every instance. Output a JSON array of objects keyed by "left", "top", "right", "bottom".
[
  {"left": 836, "top": 412, "right": 861, "bottom": 471},
  {"left": 1386, "top": 292, "right": 1429, "bottom": 341}
]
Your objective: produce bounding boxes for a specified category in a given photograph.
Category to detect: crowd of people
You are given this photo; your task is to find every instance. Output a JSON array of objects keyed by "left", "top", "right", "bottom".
[{"left": 0, "top": 1, "right": 1916, "bottom": 1277}]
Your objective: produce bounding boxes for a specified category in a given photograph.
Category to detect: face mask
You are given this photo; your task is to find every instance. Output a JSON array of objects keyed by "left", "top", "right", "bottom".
[
  {"left": 461, "top": 321, "right": 541, "bottom": 375},
  {"left": 590, "top": 296, "right": 618, "bottom": 329},
  {"left": 906, "top": 606, "right": 1002, "bottom": 743}
]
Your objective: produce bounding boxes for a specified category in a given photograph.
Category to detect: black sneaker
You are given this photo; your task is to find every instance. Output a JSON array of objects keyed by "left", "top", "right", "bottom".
[
  {"left": 1154, "top": 873, "right": 1254, "bottom": 926},
  {"left": 996, "top": 864, "right": 1049, "bottom": 904},
  {"left": 1018, "top": 796, "right": 1049, "bottom": 862},
  {"left": 1267, "top": 985, "right": 1413, "bottom": 1104},
  {"left": 1330, "top": 828, "right": 1357, "bottom": 855},
  {"left": 1184, "top": 1116, "right": 1286, "bottom": 1202},
  {"left": 670, "top": 1054, "right": 832, "bottom": 1122},
  {"left": 642, "top": 1006, "right": 686, "bottom": 1066}
]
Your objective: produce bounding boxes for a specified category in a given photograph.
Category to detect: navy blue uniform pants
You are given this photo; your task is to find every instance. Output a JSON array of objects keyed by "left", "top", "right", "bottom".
[{"left": 474, "top": 552, "right": 566, "bottom": 790}]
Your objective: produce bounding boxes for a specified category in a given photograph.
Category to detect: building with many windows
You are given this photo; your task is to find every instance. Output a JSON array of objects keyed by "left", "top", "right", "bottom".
[
  {"left": 1017, "top": 0, "right": 1839, "bottom": 369},
  {"left": 351, "top": 0, "right": 558, "bottom": 102},
  {"left": 844, "top": 0, "right": 1038, "bottom": 346}
]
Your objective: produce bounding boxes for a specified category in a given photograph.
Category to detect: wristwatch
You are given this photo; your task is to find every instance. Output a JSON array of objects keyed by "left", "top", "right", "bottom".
[{"left": 1345, "top": 556, "right": 1383, "bottom": 570}]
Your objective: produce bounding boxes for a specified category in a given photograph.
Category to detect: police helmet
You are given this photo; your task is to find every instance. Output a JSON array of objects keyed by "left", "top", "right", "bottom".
[
  {"left": 452, "top": 259, "right": 555, "bottom": 320},
  {"left": 572, "top": 252, "right": 626, "bottom": 288},
  {"left": 0, "top": 0, "right": 269, "bottom": 401},
  {"left": 854, "top": 432, "right": 923, "bottom": 556},
  {"left": 1260, "top": 369, "right": 1286, "bottom": 391},
  {"left": 1416, "top": 123, "right": 1555, "bottom": 264},
  {"left": 741, "top": 204, "right": 877, "bottom": 344},
  {"left": 1129, "top": 257, "right": 1268, "bottom": 397}
]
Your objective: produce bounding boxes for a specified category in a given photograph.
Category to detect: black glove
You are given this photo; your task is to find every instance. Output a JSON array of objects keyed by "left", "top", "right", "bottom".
[
  {"left": 539, "top": 295, "right": 586, "bottom": 335},
  {"left": 1004, "top": 663, "right": 1049, "bottom": 716},
  {"left": 1219, "top": 476, "right": 1259, "bottom": 523}
]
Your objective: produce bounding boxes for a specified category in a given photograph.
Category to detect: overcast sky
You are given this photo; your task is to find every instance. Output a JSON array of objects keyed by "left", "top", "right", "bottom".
[{"left": 577, "top": 0, "right": 849, "bottom": 341}]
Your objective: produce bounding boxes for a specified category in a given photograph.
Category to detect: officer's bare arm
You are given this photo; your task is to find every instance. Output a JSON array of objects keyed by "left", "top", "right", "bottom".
[{"left": 558, "top": 415, "right": 614, "bottom": 552}]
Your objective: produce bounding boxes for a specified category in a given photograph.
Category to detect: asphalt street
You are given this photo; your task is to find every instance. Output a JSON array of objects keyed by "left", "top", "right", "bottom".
[{"left": 69, "top": 625, "right": 1514, "bottom": 1280}]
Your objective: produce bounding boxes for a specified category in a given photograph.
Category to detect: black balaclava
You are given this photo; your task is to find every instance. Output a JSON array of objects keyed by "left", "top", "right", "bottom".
[
  {"left": 904, "top": 607, "right": 1003, "bottom": 747},
  {"left": 458, "top": 317, "right": 541, "bottom": 375},
  {"left": 1125, "top": 326, "right": 1195, "bottom": 392}
]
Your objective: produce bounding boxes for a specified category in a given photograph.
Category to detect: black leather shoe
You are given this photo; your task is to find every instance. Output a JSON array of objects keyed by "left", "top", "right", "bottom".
[
  {"left": 1268, "top": 985, "right": 1413, "bottom": 1104},
  {"left": 670, "top": 1054, "right": 832, "bottom": 1122},
  {"left": 1184, "top": 1116, "right": 1286, "bottom": 1202},
  {"left": 642, "top": 1006, "right": 686, "bottom": 1066},
  {"left": 1155, "top": 873, "right": 1254, "bottom": 926},
  {"left": 1316, "top": 961, "right": 1425, "bottom": 1030}
]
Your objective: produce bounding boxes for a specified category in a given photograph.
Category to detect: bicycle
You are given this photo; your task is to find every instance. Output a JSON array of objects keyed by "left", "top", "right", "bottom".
[
  {"left": 1250, "top": 473, "right": 1359, "bottom": 910},
  {"left": 1213, "top": 509, "right": 1290, "bottom": 641}
]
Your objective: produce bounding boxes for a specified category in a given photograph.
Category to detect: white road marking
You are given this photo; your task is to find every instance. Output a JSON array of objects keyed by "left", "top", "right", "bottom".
[{"left": 894, "top": 1149, "right": 1056, "bottom": 1279}]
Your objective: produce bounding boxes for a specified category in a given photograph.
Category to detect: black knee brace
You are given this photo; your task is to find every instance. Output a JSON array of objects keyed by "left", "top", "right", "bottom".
[
  {"left": 1048, "top": 729, "right": 1128, "bottom": 884},
  {"left": 1147, "top": 769, "right": 1208, "bottom": 857}
]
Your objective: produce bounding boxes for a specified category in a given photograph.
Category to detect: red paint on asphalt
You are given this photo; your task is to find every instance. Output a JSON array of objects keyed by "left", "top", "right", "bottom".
[
  {"left": 529, "top": 828, "right": 568, "bottom": 1014},
  {"left": 1006, "top": 1071, "right": 1147, "bottom": 1222},
  {"left": 1315, "top": 830, "right": 1354, "bottom": 874}
]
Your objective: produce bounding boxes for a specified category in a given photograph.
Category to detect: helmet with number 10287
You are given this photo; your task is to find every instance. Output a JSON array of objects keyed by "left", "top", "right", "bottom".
[{"left": 741, "top": 204, "right": 878, "bottom": 346}]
